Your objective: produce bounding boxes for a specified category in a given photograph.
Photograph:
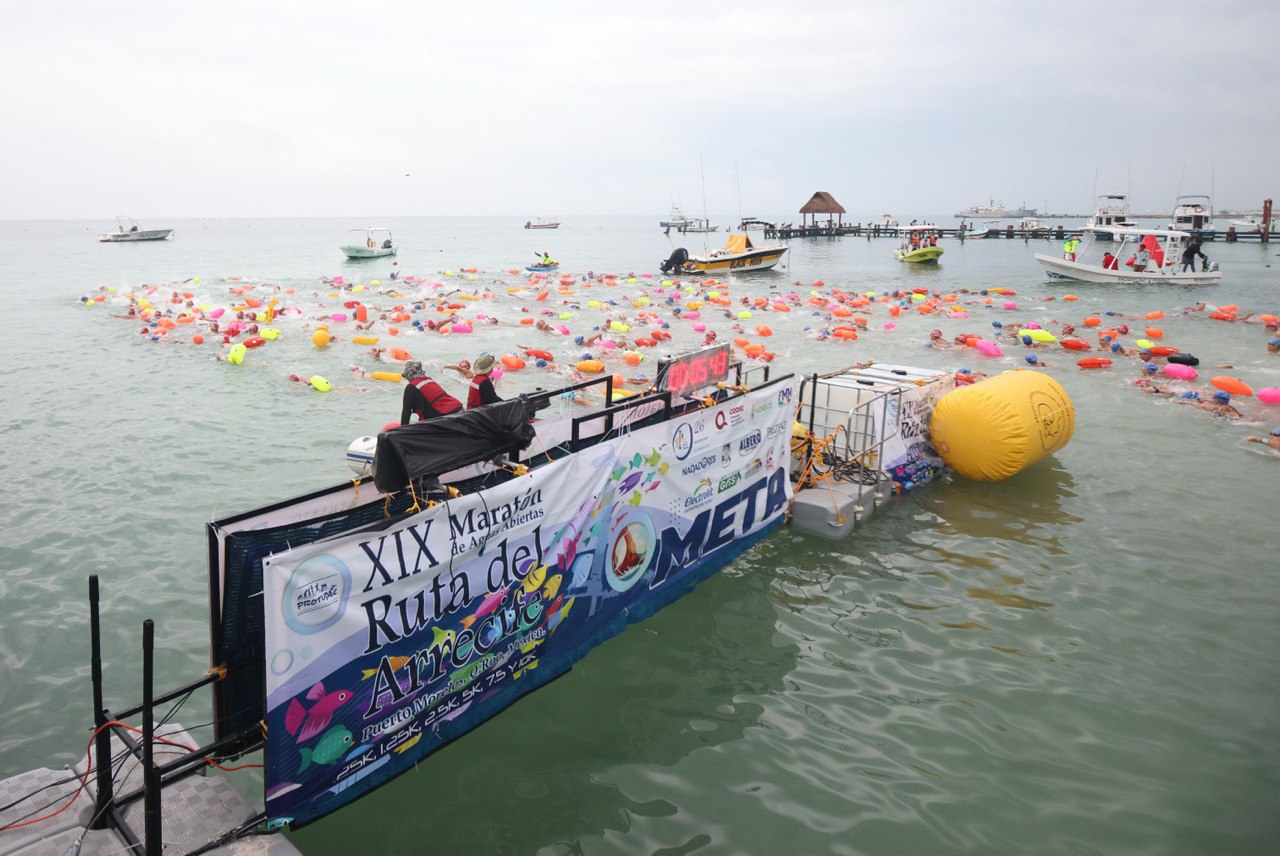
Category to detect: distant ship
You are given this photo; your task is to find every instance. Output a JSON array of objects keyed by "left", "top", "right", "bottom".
[{"left": 953, "top": 198, "right": 1038, "bottom": 219}]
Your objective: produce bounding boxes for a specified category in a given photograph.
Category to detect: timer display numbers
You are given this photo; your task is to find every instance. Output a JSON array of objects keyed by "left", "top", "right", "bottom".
[{"left": 659, "top": 345, "right": 732, "bottom": 396}]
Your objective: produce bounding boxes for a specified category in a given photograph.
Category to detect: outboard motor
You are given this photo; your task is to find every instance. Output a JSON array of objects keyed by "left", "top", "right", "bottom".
[{"left": 660, "top": 247, "right": 689, "bottom": 274}]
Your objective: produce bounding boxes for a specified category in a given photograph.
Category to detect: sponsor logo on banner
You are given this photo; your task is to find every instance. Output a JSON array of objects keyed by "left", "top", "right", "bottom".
[
  {"left": 720, "top": 444, "right": 732, "bottom": 468},
  {"left": 777, "top": 387, "right": 793, "bottom": 406},
  {"left": 683, "top": 479, "right": 714, "bottom": 509},
  {"left": 744, "top": 458, "right": 762, "bottom": 478},
  {"left": 283, "top": 555, "right": 351, "bottom": 635},
  {"left": 680, "top": 455, "right": 717, "bottom": 476},
  {"left": 672, "top": 422, "right": 695, "bottom": 461},
  {"left": 714, "top": 411, "right": 728, "bottom": 431},
  {"left": 717, "top": 472, "right": 741, "bottom": 493},
  {"left": 728, "top": 403, "right": 746, "bottom": 426},
  {"left": 766, "top": 422, "right": 787, "bottom": 439},
  {"left": 738, "top": 431, "right": 762, "bottom": 456},
  {"left": 751, "top": 399, "right": 774, "bottom": 418}
]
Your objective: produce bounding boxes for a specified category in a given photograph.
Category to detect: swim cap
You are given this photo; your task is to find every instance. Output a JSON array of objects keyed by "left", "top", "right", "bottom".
[
  {"left": 1213, "top": 391, "right": 1230, "bottom": 403},
  {"left": 1110, "top": 342, "right": 1122, "bottom": 352},
  {"left": 1269, "top": 337, "right": 1280, "bottom": 347},
  {"left": 1117, "top": 325, "right": 1130, "bottom": 334},
  {"left": 1025, "top": 354, "right": 1038, "bottom": 364},
  {"left": 1021, "top": 334, "right": 1033, "bottom": 345},
  {"left": 1180, "top": 390, "right": 1199, "bottom": 400},
  {"left": 1101, "top": 334, "right": 1112, "bottom": 341},
  {"left": 574, "top": 335, "right": 584, "bottom": 345},
  {"left": 992, "top": 321, "right": 1003, "bottom": 328},
  {"left": 1143, "top": 362, "right": 1158, "bottom": 373},
  {"left": 957, "top": 368, "right": 971, "bottom": 374},
  {"left": 1271, "top": 427, "right": 1280, "bottom": 436},
  {"left": 1139, "top": 348, "right": 1151, "bottom": 355},
  {"left": 931, "top": 329, "right": 942, "bottom": 337}
]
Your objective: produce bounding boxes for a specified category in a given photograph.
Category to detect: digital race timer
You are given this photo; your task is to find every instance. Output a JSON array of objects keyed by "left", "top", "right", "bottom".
[{"left": 657, "top": 344, "right": 732, "bottom": 397}]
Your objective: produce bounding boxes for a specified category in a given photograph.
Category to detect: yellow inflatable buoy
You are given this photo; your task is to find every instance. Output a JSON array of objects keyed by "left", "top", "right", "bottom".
[
  {"left": 259, "top": 327, "right": 281, "bottom": 340},
  {"left": 352, "top": 335, "right": 379, "bottom": 345},
  {"left": 227, "top": 343, "right": 246, "bottom": 365},
  {"left": 370, "top": 371, "right": 402, "bottom": 382},
  {"left": 929, "top": 370, "right": 1075, "bottom": 481},
  {"left": 310, "top": 376, "right": 332, "bottom": 392},
  {"left": 312, "top": 329, "right": 331, "bottom": 347},
  {"left": 576, "top": 359, "right": 605, "bottom": 374}
]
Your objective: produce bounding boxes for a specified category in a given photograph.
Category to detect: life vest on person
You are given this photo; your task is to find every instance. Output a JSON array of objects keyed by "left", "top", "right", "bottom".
[
  {"left": 466, "top": 373, "right": 492, "bottom": 409},
  {"left": 410, "top": 377, "right": 462, "bottom": 418}
]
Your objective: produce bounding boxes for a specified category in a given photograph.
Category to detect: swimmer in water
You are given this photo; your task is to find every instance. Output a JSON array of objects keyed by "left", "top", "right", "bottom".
[
  {"left": 1244, "top": 428, "right": 1280, "bottom": 450},
  {"left": 1024, "top": 354, "right": 1052, "bottom": 368},
  {"left": 1267, "top": 337, "right": 1280, "bottom": 355},
  {"left": 927, "top": 329, "right": 948, "bottom": 349},
  {"left": 1181, "top": 390, "right": 1242, "bottom": 419}
]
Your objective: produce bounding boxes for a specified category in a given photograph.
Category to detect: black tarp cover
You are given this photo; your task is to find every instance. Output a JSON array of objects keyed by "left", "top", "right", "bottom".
[{"left": 374, "top": 397, "right": 536, "bottom": 492}]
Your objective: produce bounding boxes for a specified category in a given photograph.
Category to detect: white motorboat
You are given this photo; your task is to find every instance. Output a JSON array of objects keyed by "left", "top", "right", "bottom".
[
  {"left": 1227, "top": 216, "right": 1273, "bottom": 232},
  {"left": 1019, "top": 216, "right": 1052, "bottom": 235},
  {"left": 524, "top": 218, "right": 560, "bottom": 230},
  {"left": 1081, "top": 194, "right": 1136, "bottom": 240},
  {"left": 676, "top": 217, "right": 719, "bottom": 233},
  {"left": 98, "top": 217, "right": 173, "bottom": 243},
  {"left": 1169, "top": 195, "right": 1214, "bottom": 232},
  {"left": 1035, "top": 227, "right": 1221, "bottom": 284},
  {"left": 664, "top": 233, "right": 787, "bottom": 273},
  {"left": 659, "top": 204, "right": 690, "bottom": 229},
  {"left": 880, "top": 214, "right": 900, "bottom": 229},
  {"left": 340, "top": 227, "right": 396, "bottom": 259}
]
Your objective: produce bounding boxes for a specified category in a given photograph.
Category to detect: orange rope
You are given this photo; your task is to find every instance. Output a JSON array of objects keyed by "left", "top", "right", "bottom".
[{"left": 0, "top": 721, "right": 262, "bottom": 832}]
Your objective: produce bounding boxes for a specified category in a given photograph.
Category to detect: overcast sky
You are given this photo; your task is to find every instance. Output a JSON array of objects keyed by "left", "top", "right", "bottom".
[{"left": 3, "top": 1, "right": 1276, "bottom": 219}]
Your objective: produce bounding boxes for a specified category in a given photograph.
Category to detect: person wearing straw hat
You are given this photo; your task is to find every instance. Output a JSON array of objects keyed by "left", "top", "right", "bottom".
[
  {"left": 400, "top": 361, "right": 463, "bottom": 425},
  {"left": 466, "top": 353, "right": 502, "bottom": 410}
]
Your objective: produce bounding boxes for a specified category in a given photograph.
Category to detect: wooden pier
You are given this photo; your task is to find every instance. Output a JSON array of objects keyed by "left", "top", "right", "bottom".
[{"left": 759, "top": 222, "right": 1271, "bottom": 243}]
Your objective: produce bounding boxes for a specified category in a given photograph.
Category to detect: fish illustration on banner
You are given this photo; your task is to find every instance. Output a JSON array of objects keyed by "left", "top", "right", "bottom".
[{"left": 285, "top": 683, "right": 353, "bottom": 742}]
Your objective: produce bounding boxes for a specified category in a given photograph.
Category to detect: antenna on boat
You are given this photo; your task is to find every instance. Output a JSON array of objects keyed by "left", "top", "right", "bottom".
[
  {"left": 735, "top": 160, "right": 742, "bottom": 227},
  {"left": 699, "top": 155, "right": 710, "bottom": 253},
  {"left": 1092, "top": 161, "right": 1099, "bottom": 204}
]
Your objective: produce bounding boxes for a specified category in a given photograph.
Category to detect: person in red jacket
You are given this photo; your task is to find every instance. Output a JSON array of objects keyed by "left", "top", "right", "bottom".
[
  {"left": 400, "top": 361, "right": 462, "bottom": 425},
  {"left": 465, "top": 353, "right": 503, "bottom": 410}
]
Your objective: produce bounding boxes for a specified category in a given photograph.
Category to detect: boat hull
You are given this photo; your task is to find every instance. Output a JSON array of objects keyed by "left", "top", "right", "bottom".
[
  {"left": 341, "top": 246, "right": 397, "bottom": 259},
  {"left": 525, "top": 224, "right": 560, "bottom": 229},
  {"left": 684, "top": 246, "right": 787, "bottom": 273},
  {"left": 894, "top": 247, "right": 944, "bottom": 263},
  {"left": 98, "top": 229, "right": 173, "bottom": 242},
  {"left": 526, "top": 263, "right": 560, "bottom": 272},
  {"left": 1034, "top": 253, "right": 1222, "bottom": 284}
]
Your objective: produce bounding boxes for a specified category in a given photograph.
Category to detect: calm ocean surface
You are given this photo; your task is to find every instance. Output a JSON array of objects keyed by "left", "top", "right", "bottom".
[{"left": 0, "top": 216, "right": 1277, "bottom": 855}]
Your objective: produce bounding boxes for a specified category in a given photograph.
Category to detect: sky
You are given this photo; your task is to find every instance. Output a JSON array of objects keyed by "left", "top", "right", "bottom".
[{"left": 3, "top": 1, "right": 1277, "bottom": 220}]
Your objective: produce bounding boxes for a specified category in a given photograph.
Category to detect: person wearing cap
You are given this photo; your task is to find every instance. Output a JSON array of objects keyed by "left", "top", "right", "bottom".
[
  {"left": 1267, "top": 337, "right": 1280, "bottom": 355},
  {"left": 1244, "top": 428, "right": 1280, "bottom": 451},
  {"left": 1024, "top": 353, "right": 1052, "bottom": 367},
  {"left": 1133, "top": 245, "right": 1150, "bottom": 272},
  {"left": 1063, "top": 235, "right": 1080, "bottom": 261},
  {"left": 927, "top": 329, "right": 948, "bottom": 349},
  {"left": 1197, "top": 390, "right": 1242, "bottom": 419},
  {"left": 465, "top": 353, "right": 502, "bottom": 410},
  {"left": 400, "top": 361, "right": 463, "bottom": 425}
]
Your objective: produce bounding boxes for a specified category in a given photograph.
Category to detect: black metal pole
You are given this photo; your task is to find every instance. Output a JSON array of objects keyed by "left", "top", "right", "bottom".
[
  {"left": 141, "top": 619, "right": 161, "bottom": 856},
  {"left": 89, "top": 575, "right": 113, "bottom": 828}
]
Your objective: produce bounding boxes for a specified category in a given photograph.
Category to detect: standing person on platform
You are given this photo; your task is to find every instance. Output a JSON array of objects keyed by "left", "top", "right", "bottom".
[{"left": 400, "top": 361, "right": 463, "bottom": 425}]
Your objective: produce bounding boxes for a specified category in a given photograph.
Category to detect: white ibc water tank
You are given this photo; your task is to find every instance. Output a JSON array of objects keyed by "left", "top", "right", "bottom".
[{"left": 346, "top": 436, "right": 378, "bottom": 476}]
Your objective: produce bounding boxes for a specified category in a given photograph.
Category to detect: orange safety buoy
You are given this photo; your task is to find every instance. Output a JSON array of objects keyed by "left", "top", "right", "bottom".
[
  {"left": 1077, "top": 357, "right": 1112, "bottom": 369},
  {"left": 1060, "top": 338, "right": 1091, "bottom": 351}
]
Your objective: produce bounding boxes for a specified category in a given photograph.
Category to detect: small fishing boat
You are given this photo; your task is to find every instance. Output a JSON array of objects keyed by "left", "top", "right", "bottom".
[
  {"left": 676, "top": 217, "right": 719, "bottom": 233},
  {"left": 665, "top": 233, "right": 787, "bottom": 273},
  {"left": 340, "top": 227, "right": 396, "bottom": 259},
  {"left": 98, "top": 216, "right": 173, "bottom": 242},
  {"left": 1034, "top": 227, "right": 1221, "bottom": 284},
  {"left": 894, "top": 226, "right": 944, "bottom": 263},
  {"left": 524, "top": 218, "right": 561, "bottom": 230},
  {"left": 1081, "top": 193, "right": 1136, "bottom": 240}
]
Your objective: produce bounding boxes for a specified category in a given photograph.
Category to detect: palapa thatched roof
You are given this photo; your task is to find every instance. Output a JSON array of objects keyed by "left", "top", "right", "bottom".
[{"left": 799, "top": 191, "right": 846, "bottom": 215}]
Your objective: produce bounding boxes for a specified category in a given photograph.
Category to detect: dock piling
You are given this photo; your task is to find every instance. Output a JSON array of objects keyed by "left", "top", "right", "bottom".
[
  {"left": 89, "top": 575, "right": 114, "bottom": 830},
  {"left": 142, "top": 619, "right": 161, "bottom": 856}
]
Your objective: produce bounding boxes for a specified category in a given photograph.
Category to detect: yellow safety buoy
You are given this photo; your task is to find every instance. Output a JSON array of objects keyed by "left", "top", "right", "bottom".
[
  {"left": 370, "top": 371, "right": 402, "bottom": 382},
  {"left": 226, "top": 343, "right": 246, "bottom": 365},
  {"left": 929, "top": 370, "right": 1075, "bottom": 481},
  {"left": 310, "top": 376, "right": 332, "bottom": 392},
  {"left": 352, "top": 335, "right": 379, "bottom": 345}
]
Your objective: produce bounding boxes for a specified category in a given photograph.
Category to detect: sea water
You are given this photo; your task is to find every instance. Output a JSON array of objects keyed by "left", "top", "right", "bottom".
[{"left": 0, "top": 216, "right": 1276, "bottom": 854}]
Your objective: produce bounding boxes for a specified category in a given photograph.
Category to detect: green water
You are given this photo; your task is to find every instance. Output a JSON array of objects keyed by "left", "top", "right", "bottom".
[{"left": 1, "top": 217, "right": 1277, "bottom": 854}]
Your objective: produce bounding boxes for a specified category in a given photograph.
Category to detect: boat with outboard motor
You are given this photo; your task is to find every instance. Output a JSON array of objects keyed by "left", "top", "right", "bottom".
[
  {"left": 894, "top": 225, "right": 944, "bottom": 263},
  {"left": 1034, "top": 227, "right": 1221, "bottom": 284},
  {"left": 661, "top": 233, "right": 787, "bottom": 274},
  {"left": 98, "top": 216, "right": 173, "bottom": 242},
  {"left": 524, "top": 218, "right": 560, "bottom": 229},
  {"left": 340, "top": 227, "right": 396, "bottom": 259}
]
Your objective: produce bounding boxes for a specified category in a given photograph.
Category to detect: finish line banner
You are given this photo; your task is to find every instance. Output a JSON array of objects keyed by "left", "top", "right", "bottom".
[{"left": 262, "top": 384, "right": 794, "bottom": 827}]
